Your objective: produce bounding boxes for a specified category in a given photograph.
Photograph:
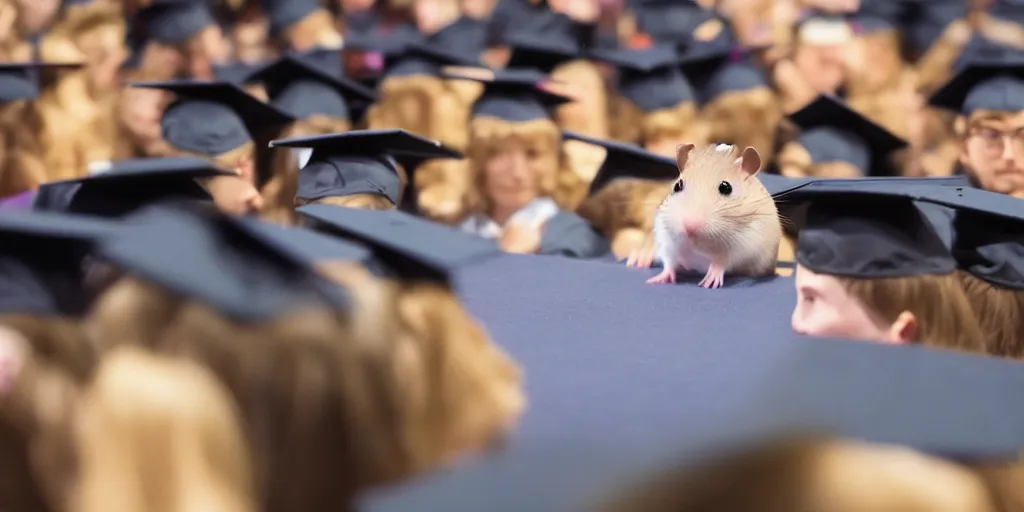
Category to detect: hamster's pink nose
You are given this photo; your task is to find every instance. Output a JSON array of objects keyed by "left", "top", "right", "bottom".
[{"left": 682, "top": 218, "right": 704, "bottom": 236}]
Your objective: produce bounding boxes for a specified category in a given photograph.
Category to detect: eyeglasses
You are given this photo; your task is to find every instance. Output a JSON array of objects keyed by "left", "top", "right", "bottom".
[{"left": 969, "top": 126, "right": 1024, "bottom": 157}]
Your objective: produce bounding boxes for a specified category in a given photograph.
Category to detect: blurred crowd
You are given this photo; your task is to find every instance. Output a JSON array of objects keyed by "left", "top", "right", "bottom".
[{"left": 0, "top": 0, "right": 1023, "bottom": 511}]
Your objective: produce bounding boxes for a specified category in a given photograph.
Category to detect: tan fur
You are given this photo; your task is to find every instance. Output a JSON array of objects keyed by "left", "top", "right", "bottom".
[
  {"left": 701, "top": 88, "right": 781, "bottom": 160},
  {"left": 661, "top": 144, "right": 781, "bottom": 276}
]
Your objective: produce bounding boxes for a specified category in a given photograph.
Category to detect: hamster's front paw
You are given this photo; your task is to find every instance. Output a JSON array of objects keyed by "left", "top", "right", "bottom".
[{"left": 646, "top": 268, "right": 676, "bottom": 285}]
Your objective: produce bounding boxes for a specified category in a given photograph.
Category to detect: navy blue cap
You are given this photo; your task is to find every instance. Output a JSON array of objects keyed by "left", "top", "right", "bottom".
[
  {"left": 386, "top": 41, "right": 482, "bottom": 78},
  {"left": 505, "top": 11, "right": 581, "bottom": 75},
  {"left": 0, "top": 211, "right": 116, "bottom": 316},
  {"left": 847, "top": 0, "right": 904, "bottom": 34},
  {"left": 485, "top": 0, "right": 550, "bottom": 48},
  {"left": 424, "top": 16, "right": 488, "bottom": 66},
  {"left": 951, "top": 36, "right": 1023, "bottom": 74},
  {"left": 930, "top": 57, "right": 1024, "bottom": 114},
  {"left": 259, "top": 0, "right": 319, "bottom": 35},
  {"left": 590, "top": 45, "right": 695, "bottom": 111},
  {"left": 562, "top": 132, "right": 677, "bottom": 195},
  {"left": 137, "top": 0, "right": 216, "bottom": 45},
  {"left": 631, "top": 0, "right": 711, "bottom": 46},
  {"left": 788, "top": 94, "right": 908, "bottom": 176},
  {"left": 213, "top": 61, "right": 266, "bottom": 84},
  {"left": 248, "top": 54, "right": 376, "bottom": 121},
  {"left": 441, "top": 68, "right": 572, "bottom": 122},
  {"left": 34, "top": 157, "right": 231, "bottom": 218},
  {"left": 782, "top": 182, "right": 957, "bottom": 278},
  {"left": 271, "top": 129, "right": 462, "bottom": 204},
  {"left": 0, "top": 62, "right": 81, "bottom": 103},
  {"left": 236, "top": 217, "right": 374, "bottom": 265},
  {"left": 133, "top": 80, "right": 295, "bottom": 156},
  {"left": 99, "top": 203, "right": 348, "bottom": 320},
  {"left": 297, "top": 205, "right": 501, "bottom": 284}
]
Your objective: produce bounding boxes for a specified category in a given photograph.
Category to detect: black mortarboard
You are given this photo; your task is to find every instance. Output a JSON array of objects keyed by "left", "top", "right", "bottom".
[
  {"left": 137, "top": 0, "right": 216, "bottom": 45},
  {"left": 792, "top": 185, "right": 956, "bottom": 278},
  {"left": 0, "top": 62, "right": 81, "bottom": 103},
  {"left": 589, "top": 45, "right": 695, "bottom": 112},
  {"left": 385, "top": 41, "right": 481, "bottom": 78},
  {"left": 485, "top": 0, "right": 549, "bottom": 48},
  {"left": 237, "top": 217, "right": 374, "bottom": 265},
  {"left": 848, "top": 0, "right": 904, "bottom": 34},
  {"left": 424, "top": 16, "right": 488, "bottom": 66},
  {"left": 270, "top": 129, "right": 463, "bottom": 205},
  {"left": 630, "top": 0, "right": 710, "bottom": 46},
  {"left": 98, "top": 203, "right": 348, "bottom": 320},
  {"left": 0, "top": 211, "right": 117, "bottom": 316},
  {"left": 442, "top": 68, "right": 572, "bottom": 122},
  {"left": 213, "top": 61, "right": 266, "bottom": 84},
  {"left": 929, "top": 57, "right": 1024, "bottom": 114},
  {"left": 133, "top": 80, "right": 295, "bottom": 156},
  {"left": 297, "top": 205, "right": 501, "bottom": 284},
  {"left": 248, "top": 53, "right": 376, "bottom": 121},
  {"left": 788, "top": 94, "right": 908, "bottom": 176},
  {"left": 562, "top": 132, "right": 677, "bottom": 195},
  {"left": 259, "top": 0, "right": 319, "bottom": 36},
  {"left": 34, "top": 157, "right": 231, "bottom": 218},
  {"left": 505, "top": 11, "right": 581, "bottom": 74}
]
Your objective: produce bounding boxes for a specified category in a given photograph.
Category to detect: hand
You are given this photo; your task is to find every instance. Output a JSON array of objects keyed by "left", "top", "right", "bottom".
[{"left": 499, "top": 222, "right": 543, "bottom": 254}]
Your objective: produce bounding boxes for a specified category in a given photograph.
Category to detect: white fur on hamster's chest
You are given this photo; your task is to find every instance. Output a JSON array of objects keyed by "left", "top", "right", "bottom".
[{"left": 653, "top": 218, "right": 711, "bottom": 272}]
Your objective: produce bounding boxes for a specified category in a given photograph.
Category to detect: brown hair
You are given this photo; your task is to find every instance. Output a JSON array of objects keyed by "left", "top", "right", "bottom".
[
  {"left": 777, "top": 141, "right": 877, "bottom": 178},
  {"left": 576, "top": 178, "right": 672, "bottom": 239},
  {"left": 73, "top": 348, "right": 256, "bottom": 512},
  {"left": 702, "top": 87, "right": 781, "bottom": 160},
  {"left": 600, "top": 437, "right": 1016, "bottom": 512},
  {"left": 261, "top": 116, "right": 353, "bottom": 225},
  {"left": 281, "top": 9, "right": 342, "bottom": 52},
  {"left": 610, "top": 97, "right": 702, "bottom": 149},
  {"left": 415, "top": 158, "right": 472, "bottom": 224},
  {"left": 464, "top": 115, "right": 562, "bottom": 215},
  {"left": 549, "top": 59, "right": 608, "bottom": 138},
  {"left": 0, "top": 100, "right": 47, "bottom": 197},
  {"left": 956, "top": 271, "right": 1024, "bottom": 360},
  {"left": 835, "top": 273, "right": 987, "bottom": 354},
  {"left": 297, "top": 193, "right": 396, "bottom": 211},
  {"left": 367, "top": 74, "right": 481, "bottom": 152}
]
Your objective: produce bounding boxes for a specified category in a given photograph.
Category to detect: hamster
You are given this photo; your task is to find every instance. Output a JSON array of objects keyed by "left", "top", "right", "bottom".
[{"left": 646, "top": 143, "right": 781, "bottom": 288}]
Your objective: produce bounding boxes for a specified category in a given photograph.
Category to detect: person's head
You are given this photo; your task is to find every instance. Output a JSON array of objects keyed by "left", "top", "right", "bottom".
[
  {"left": 413, "top": 0, "right": 461, "bottom": 35},
  {"left": 12, "top": 0, "right": 61, "bottom": 37},
  {"left": 776, "top": 140, "right": 864, "bottom": 178},
  {"left": 956, "top": 271, "right": 1024, "bottom": 359},
  {"left": 701, "top": 79, "right": 781, "bottom": 160},
  {"left": 548, "top": 60, "right": 608, "bottom": 139},
  {"left": 184, "top": 141, "right": 264, "bottom": 216},
  {"left": 73, "top": 347, "right": 255, "bottom": 512},
  {"left": 791, "top": 18, "right": 850, "bottom": 95},
  {"left": 958, "top": 109, "right": 1024, "bottom": 197},
  {"left": 53, "top": 3, "right": 128, "bottom": 96}
]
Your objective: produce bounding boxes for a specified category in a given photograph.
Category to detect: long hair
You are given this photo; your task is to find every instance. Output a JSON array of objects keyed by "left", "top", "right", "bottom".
[{"left": 956, "top": 271, "right": 1024, "bottom": 360}]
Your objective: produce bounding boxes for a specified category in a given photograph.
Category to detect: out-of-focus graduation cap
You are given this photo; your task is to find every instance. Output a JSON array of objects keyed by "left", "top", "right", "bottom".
[
  {"left": 236, "top": 217, "right": 374, "bottom": 265},
  {"left": 247, "top": 53, "right": 376, "bottom": 121},
  {"left": 213, "top": 60, "right": 266, "bottom": 84},
  {"left": 0, "top": 62, "right": 81, "bottom": 102},
  {"left": 133, "top": 80, "right": 295, "bottom": 156},
  {"left": 271, "top": 129, "right": 462, "bottom": 205},
  {"left": 562, "top": 132, "right": 677, "bottom": 195},
  {"left": 505, "top": 11, "right": 581, "bottom": 74},
  {"left": 441, "top": 67, "right": 572, "bottom": 122},
  {"left": 630, "top": 0, "right": 711, "bottom": 47},
  {"left": 424, "top": 16, "right": 488, "bottom": 65},
  {"left": 847, "top": 0, "right": 904, "bottom": 34},
  {"left": 297, "top": 205, "right": 501, "bottom": 284},
  {"left": 0, "top": 211, "right": 116, "bottom": 316},
  {"left": 34, "top": 157, "right": 230, "bottom": 218},
  {"left": 136, "top": 0, "right": 216, "bottom": 45},
  {"left": 589, "top": 45, "right": 696, "bottom": 112},
  {"left": 788, "top": 94, "right": 908, "bottom": 176},
  {"left": 930, "top": 52, "right": 1024, "bottom": 114},
  {"left": 677, "top": 38, "right": 767, "bottom": 102},
  {"left": 98, "top": 203, "right": 348, "bottom": 320},
  {"left": 902, "top": 0, "right": 967, "bottom": 57},
  {"left": 259, "top": 0, "right": 319, "bottom": 36},
  {"left": 485, "top": 0, "right": 550, "bottom": 48}
]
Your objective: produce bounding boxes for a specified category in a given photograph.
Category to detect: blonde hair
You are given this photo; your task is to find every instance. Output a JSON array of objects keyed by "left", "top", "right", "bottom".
[
  {"left": 600, "top": 436, "right": 1015, "bottom": 512},
  {"left": 368, "top": 74, "right": 481, "bottom": 152},
  {"left": 261, "top": 116, "right": 353, "bottom": 225},
  {"left": 835, "top": 273, "right": 987, "bottom": 354},
  {"left": 550, "top": 59, "right": 608, "bottom": 138},
  {"left": 777, "top": 141, "right": 871, "bottom": 178},
  {"left": 702, "top": 87, "right": 781, "bottom": 160},
  {"left": 464, "top": 115, "right": 562, "bottom": 215},
  {"left": 282, "top": 9, "right": 342, "bottom": 51},
  {"left": 73, "top": 348, "right": 255, "bottom": 512},
  {"left": 610, "top": 97, "right": 701, "bottom": 149},
  {"left": 956, "top": 271, "right": 1024, "bottom": 360},
  {"left": 298, "top": 194, "right": 396, "bottom": 211}
]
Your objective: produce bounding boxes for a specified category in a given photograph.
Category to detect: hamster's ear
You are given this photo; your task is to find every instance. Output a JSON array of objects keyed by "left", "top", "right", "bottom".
[
  {"left": 736, "top": 146, "right": 762, "bottom": 176},
  {"left": 676, "top": 143, "right": 695, "bottom": 171}
]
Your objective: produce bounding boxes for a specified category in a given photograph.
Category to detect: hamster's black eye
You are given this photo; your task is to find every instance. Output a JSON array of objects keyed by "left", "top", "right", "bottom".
[
  {"left": 673, "top": 180, "right": 684, "bottom": 193},
  {"left": 718, "top": 181, "right": 733, "bottom": 196}
]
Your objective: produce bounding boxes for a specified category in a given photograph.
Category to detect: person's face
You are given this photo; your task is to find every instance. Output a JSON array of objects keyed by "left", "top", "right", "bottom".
[
  {"left": 413, "top": 0, "right": 460, "bottom": 35},
  {"left": 483, "top": 138, "right": 542, "bottom": 215},
  {"left": 119, "top": 87, "right": 168, "bottom": 145},
  {"left": 77, "top": 25, "right": 128, "bottom": 93},
  {"left": 233, "top": 18, "right": 270, "bottom": 63},
  {"left": 960, "top": 112, "right": 1024, "bottom": 197},
  {"left": 205, "top": 173, "right": 263, "bottom": 216},
  {"left": 187, "top": 25, "right": 230, "bottom": 80},
  {"left": 793, "top": 42, "right": 846, "bottom": 94},
  {"left": 791, "top": 264, "right": 914, "bottom": 344},
  {"left": 14, "top": 0, "right": 60, "bottom": 35}
]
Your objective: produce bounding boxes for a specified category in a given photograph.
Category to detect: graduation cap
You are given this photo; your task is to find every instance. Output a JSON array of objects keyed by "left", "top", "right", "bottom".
[
  {"left": 929, "top": 57, "right": 1024, "bottom": 114},
  {"left": 247, "top": 53, "right": 376, "bottom": 121},
  {"left": 789, "top": 184, "right": 956, "bottom": 279},
  {"left": 386, "top": 41, "right": 482, "bottom": 78},
  {"left": 505, "top": 11, "right": 581, "bottom": 74},
  {"left": 589, "top": 45, "right": 696, "bottom": 112},
  {"left": 34, "top": 157, "right": 231, "bottom": 218},
  {"left": 297, "top": 205, "right": 501, "bottom": 284},
  {"left": 787, "top": 94, "right": 908, "bottom": 176},
  {"left": 236, "top": 217, "right": 374, "bottom": 265},
  {"left": 441, "top": 68, "right": 573, "bottom": 122},
  {"left": 485, "top": 0, "right": 551, "bottom": 48},
  {"left": 132, "top": 80, "right": 295, "bottom": 156},
  {"left": 212, "top": 61, "right": 266, "bottom": 84},
  {"left": 0, "top": 62, "right": 82, "bottom": 103},
  {"left": 259, "top": 0, "right": 319, "bottom": 36},
  {"left": 988, "top": 0, "right": 1024, "bottom": 25},
  {"left": 98, "top": 203, "right": 348, "bottom": 321},
  {"left": 424, "top": 16, "right": 488, "bottom": 66},
  {"left": 0, "top": 211, "right": 117, "bottom": 316},
  {"left": 562, "top": 132, "right": 677, "bottom": 195},
  {"left": 136, "top": 0, "right": 217, "bottom": 45},
  {"left": 270, "top": 129, "right": 463, "bottom": 205},
  {"left": 902, "top": 0, "right": 967, "bottom": 56},
  {"left": 630, "top": 0, "right": 712, "bottom": 47},
  {"left": 847, "top": 0, "right": 904, "bottom": 34}
]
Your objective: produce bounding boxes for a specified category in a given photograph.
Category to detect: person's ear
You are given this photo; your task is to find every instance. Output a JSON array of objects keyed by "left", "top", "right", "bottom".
[{"left": 886, "top": 311, "right": 918, "bottom": 344}]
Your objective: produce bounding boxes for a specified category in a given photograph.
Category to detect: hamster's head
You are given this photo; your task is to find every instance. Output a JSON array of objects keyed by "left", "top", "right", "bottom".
[{"left": 659, "top": 143, "right": 776, "bottom": 244}]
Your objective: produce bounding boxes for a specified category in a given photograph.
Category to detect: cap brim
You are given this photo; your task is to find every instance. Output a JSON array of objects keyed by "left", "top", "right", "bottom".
[
  {"left": 0, "top": 210, "right": 117, "bottom": 240},
  {"left": 132, "top": 80, "right": 296, "bottom": 127},
  {"left": 270, "top": 128, "right": 462, "bottom": 158},
  {"left": 788, "top": 94, "right": 908, "bottom": 157},
  {"left": 928, "top": 61, "right": 1024, "bottom": 111},
  {"left": 563, "top": 132, "right": 679, "bottom": 194},
  {"left": 249, "top": 56, "right": 377, "bottom": 103},
  {"left": 587, "top": 45, "right": 682, "bottom": 73}
]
